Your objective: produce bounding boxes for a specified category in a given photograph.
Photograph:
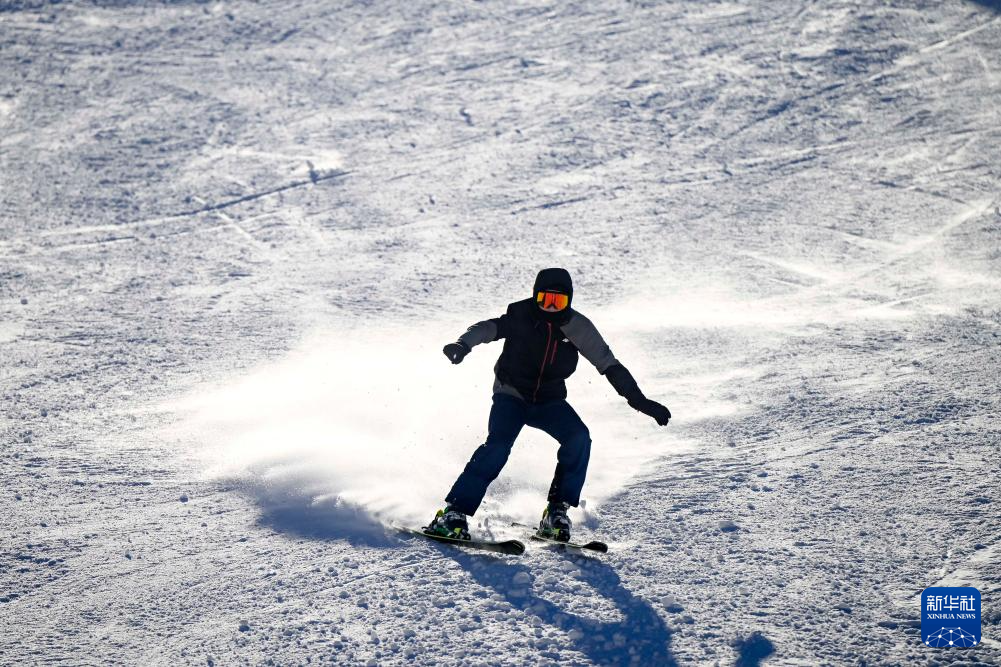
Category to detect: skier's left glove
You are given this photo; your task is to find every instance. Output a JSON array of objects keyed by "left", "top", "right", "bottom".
[
  {"left": 628, "top": 397, "right": 672, "bottom": 426},
  {"left": 442, "top": 341, "right": 471, "bottom": 364},
  {"left": 605, "top": 364, "right": 671, "bottom": 426}
]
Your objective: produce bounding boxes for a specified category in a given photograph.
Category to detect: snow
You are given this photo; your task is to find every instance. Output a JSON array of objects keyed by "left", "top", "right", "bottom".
[
  {"left": 717, "top": 519, "right": 740, "bottom": 533},
  {"left": 2, "top": 0, "right": 1001, "bottom": 665}
]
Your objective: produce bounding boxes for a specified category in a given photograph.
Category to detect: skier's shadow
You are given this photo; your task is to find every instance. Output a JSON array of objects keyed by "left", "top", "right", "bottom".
[{"left": 447, "top": 549, "right": 677, "bottom": 666}]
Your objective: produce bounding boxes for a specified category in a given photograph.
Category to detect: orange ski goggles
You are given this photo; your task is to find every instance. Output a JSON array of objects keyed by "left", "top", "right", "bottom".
[{"left": 536, "top": 291, "right": 570, "bottom": 311}]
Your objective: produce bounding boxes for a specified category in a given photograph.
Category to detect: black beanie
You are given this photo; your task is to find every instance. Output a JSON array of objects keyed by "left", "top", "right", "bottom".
[{"left": 532, "top": 268, "right": 573, "bottom": 323}]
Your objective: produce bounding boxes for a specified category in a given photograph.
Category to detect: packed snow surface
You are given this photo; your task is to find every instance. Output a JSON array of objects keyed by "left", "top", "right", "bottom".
[{"left": 2, "top": 1, "right": 1000, "bottom": 665}]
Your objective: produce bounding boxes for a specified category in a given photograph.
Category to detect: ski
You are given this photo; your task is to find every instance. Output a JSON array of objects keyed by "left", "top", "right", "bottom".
[
  {"left": 396, "top": 526, "right": 525, "bottom": 556},
  {"left": 531, "top": 533, "right": 608, "bottom": 553},
  {"left": 511, "top": 522, "right": 609, "bottom": 553}
]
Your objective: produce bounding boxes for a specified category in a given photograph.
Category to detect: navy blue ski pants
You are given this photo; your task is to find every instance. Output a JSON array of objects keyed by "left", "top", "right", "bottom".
[{"left": 446, "top": 392, "right": 591, "bottom": 516}]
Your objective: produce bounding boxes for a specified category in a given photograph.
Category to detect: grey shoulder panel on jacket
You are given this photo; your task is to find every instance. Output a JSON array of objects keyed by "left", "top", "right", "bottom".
[
  {"left": 561, "top": 311, "right": 618, "bottom": 373},
  {"left": 458, "top": 319, "right": 499, "bottom": 348}
]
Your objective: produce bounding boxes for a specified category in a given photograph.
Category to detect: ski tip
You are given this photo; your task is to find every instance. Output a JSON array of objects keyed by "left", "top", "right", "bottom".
[
  {"left": 529, "top": 532, "right": 608, "bottom": 553},
  {"left": 507, "top": 540, "right": 527, "bottom": 555}
]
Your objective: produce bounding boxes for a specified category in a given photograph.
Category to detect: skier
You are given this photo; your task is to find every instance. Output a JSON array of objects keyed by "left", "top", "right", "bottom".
[{"left": 427, "top": 268, "right": 671, "bottom": 543}]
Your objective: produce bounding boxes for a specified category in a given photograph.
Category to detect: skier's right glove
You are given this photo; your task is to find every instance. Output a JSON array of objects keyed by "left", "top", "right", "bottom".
[
  {"left": 442, "top": 341, "right": 471, "bottom": 364},
  {"left": 628, "top": 397, "right": 672, "bottom": 426}
]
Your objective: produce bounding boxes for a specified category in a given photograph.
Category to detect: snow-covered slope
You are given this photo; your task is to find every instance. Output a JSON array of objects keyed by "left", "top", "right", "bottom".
[{"left": 2, "top": 1, "right": 999, "bottom": 664}]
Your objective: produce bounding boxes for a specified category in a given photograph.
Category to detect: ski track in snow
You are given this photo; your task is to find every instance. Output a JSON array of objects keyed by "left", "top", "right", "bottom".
[{"left": 2, "top": 1, "right": 1001, "bottom": 665}]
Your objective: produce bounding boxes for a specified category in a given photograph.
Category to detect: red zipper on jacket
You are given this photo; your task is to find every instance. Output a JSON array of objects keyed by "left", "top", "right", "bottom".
[{"left": 532, "top": 322, "right": 554, "bottom": 402}]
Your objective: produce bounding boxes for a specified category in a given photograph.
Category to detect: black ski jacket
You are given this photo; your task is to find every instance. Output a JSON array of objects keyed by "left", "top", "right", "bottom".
[{"left": 457, "top": 300, "right": 645, "bottom": 404}]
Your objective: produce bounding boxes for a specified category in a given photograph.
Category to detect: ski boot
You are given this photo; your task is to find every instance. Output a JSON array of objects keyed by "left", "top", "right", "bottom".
[
  {"left": 538, "top": 501, "right": 572, "bottom": 542},
  {"left": 425, "top": 506, "right": 471, "bottom": 541}
]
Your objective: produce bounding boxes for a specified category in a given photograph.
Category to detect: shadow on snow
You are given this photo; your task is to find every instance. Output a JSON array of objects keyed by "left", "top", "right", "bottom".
[
  {"left": 234, "top": 458, "right": 677, "bottom": 663},
  {"left": 239, "top": 474, "right": 396, "bottom": 548},
  {"left": 241, "top": 471, "right": 677, "bottom": 663},
  {"left": 444, "top": 547, "right": 677, "bottom": 666},
  {"left": 969, "top": 0, "right": 1001, "bottom": 12}
]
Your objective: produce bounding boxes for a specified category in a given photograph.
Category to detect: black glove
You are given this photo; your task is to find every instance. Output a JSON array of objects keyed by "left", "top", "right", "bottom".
[
  {"left": 628, "top": 397, "right": 672, "bottom": 426},
  {"left": 442, "top": 341, "right": 471, "bottom": 364},
  {"left": 605, "top": 364, "right": 671, "bottom": 426}
]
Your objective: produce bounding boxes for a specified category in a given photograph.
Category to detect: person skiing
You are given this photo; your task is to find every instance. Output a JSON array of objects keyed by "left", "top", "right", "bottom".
[{"left": 427, "top": 268, "right": 672, "bottom": 542}]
